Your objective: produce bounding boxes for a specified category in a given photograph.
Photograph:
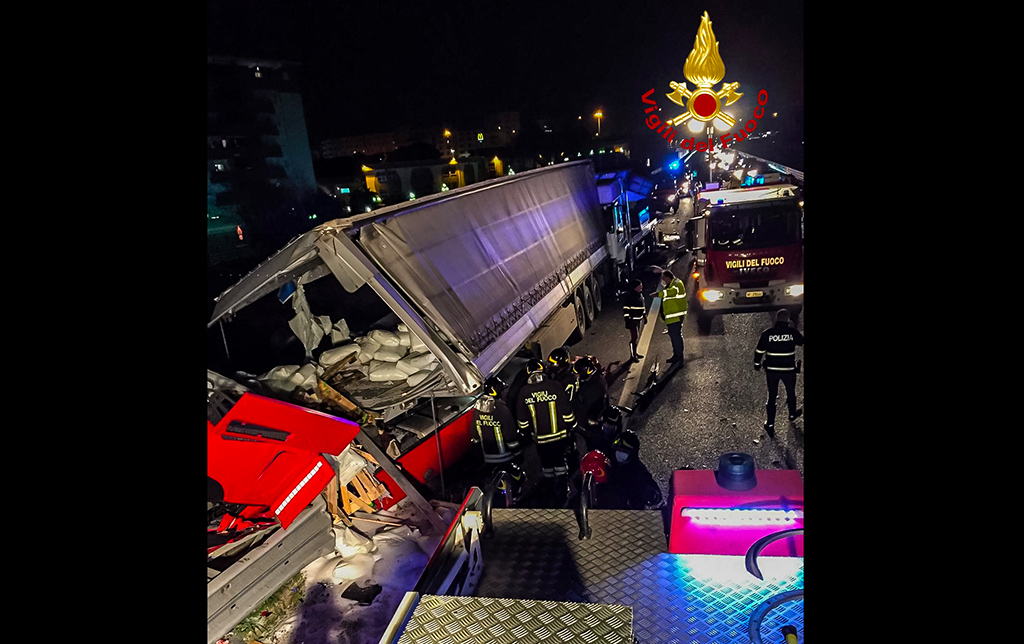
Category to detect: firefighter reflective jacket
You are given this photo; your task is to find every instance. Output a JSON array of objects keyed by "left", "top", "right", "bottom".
[
  {"left": 622, "top": 289, "right": 646, "bottom": 329},
  {"left": 754, "top": 321, "right": 805, "bottom": 371},
  {"left": 472, "top": 398, "right": 522, "bottom": 464},
  {"left": 517, "top": 377, "right": 576, "bottom": 444},
  {"left": 657, "top": 278, "right": 688, "bottom": 323}
]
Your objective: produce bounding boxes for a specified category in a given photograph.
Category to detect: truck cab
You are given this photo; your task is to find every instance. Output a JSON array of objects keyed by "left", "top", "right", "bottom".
[{"left": 686, "top": 180, "right": 804, "bottom": 334}]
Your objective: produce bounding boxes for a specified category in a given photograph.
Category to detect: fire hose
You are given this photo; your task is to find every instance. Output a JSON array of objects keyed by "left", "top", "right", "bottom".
[
  {"left": 481, "top": 469, "right": 513, "bottom": 537},
  {"left": 745, "top": 528, "right": 804, "bottom": 644}
]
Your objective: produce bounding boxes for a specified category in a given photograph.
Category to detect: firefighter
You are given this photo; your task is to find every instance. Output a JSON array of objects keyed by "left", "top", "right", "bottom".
[
  {"left": 472, "top": 377, "right": 526, "bottom": 503},
  {"left": 595, "top": 430, "right": 663, "bottom": 510},
  {"left": 655, "top": 270, "right": 688, "bottom": 364},
  {"left": 754, "top": 308, "right": 804, "bottom": 438},
  {"left": 572, "top": 356, "right": 608, "bottom": 431},
  {"left": 471, "top": 377, "right": 524, "bottom": 465},
  {"left": 547, "top": 346, "right": 576, "bottom": 396},
  {"left": 622, "top": 278, "right": 647, "bottom": 361},
  {"left": 517, "top": 357, "right": 577, "bottom": 506}
]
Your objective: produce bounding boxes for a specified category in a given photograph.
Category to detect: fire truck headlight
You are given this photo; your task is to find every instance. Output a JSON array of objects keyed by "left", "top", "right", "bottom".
[
  {"left": 667, "top": 194, "right": 676, "bottom": 202},
  {"left": 701, "top": 289, "right": 724, "bottom": 302},
  {"left": 785, "top": 284, "right": 804, "bottom": 297}
]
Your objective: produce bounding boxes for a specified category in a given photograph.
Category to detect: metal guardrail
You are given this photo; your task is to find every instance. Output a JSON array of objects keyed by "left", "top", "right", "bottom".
[{"left": 207, "top": 501, "right": 335, "bottom": 644}]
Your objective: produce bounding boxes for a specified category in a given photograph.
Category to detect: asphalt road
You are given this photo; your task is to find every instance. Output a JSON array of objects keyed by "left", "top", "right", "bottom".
[{"left": 566, "top": 244, "right": 805, "bottom": 501}]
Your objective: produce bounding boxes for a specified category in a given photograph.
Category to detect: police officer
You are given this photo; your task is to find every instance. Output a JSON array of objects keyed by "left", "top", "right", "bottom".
[
  {"left": 655, "top": 270, "right": 688, "bottom": 364},
  {"left": 471, "top": 377, "right": 526, "bottom": 501},
  {"left": 754, "top": 309, "right": 804, "bottom": 437},
  {"left": 517, "top": 358, "right": 577, "bottom": 506},
  {"left": 622, "top": 278, "right": 647, "bottom": 361}
]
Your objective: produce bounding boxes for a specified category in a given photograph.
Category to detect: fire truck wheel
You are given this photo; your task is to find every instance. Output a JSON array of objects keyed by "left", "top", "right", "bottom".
[
  {"left": 696, "top": 312, "right": 713, "bottom": 335},
  {"left": 589, "top": 274, "right": 603, "bottom": 313}
]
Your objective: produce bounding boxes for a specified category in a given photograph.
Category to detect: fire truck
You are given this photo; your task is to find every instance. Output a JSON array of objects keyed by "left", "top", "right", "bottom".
[{"left": 684, "top": 176, "right": 804, "bottom": 334}]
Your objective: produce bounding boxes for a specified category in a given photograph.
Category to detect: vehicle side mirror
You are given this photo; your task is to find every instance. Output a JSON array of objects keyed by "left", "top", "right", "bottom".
[
  {"left": 683, "top": 220, "right": 695, "bottom": 233},
  {"left": 685, "top": 231, "right": 695, "bottom": 250}
]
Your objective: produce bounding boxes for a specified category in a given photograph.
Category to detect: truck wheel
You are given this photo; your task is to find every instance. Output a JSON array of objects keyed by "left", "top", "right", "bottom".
[
  {"left": 590, "top": 275, "right": 603, "bottom": 313},
  {"left": 582, "top": 283, "right": 596, "bottom": 324},
  {"left": 569, "top": 293, "right": 587, "bottom": 343},
  {"left": 696, "top": 310, "right": 713, "bottom": 335}
]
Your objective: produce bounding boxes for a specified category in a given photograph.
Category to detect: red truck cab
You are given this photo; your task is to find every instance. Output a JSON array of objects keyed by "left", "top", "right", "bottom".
[{"left": 685, "top": 181, "right": 803, "bottom": 334}]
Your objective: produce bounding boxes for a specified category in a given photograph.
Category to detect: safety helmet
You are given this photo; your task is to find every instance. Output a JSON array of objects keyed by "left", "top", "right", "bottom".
[
  {"left": 526, "top": 358, "right": 545, "bottom": 376},
  {"left": 630, "top": 278, "right": 643, "bottom": 290},
  {"left": 612, "top": 430, "right": 640, "bottom": 455},
  {"left": 573, "top": 356, "right": 596, "bottom": 378},
  {"left": 548, "top": 346, "right": 570, "bottom": 368},
  {"left": 581, "top": 450, "right": 611, "bottom": 484},
  {"left": 484, "top": 376, "right": 506, "bottom": 398},
  {"left": 602, "top": 406, "right": 623, "bottom": 427}
]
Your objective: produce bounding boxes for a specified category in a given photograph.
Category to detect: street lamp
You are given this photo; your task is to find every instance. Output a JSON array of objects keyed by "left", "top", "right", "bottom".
[{"left": 594, "top": 110, "right": 603, "bottom": 137}]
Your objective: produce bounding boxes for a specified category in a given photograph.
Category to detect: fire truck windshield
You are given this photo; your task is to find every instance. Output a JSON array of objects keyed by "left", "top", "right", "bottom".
[{"left": 709, "top": 201, "right": 801, "bottom": 251}]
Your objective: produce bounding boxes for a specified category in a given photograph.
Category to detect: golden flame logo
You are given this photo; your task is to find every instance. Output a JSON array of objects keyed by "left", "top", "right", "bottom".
[{"left": 666, "top": 12, "right": 742, "bottom": 128}]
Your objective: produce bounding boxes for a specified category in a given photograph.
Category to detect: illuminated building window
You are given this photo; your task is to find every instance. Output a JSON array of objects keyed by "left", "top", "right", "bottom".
[{"left": 254, "top": 67, "right": 262, "bottom": 78}]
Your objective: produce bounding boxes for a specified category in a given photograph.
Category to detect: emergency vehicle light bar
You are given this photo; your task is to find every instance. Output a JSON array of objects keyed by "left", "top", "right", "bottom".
[{"left": 681, "top": 508, "right": 803, "bottom": 526}]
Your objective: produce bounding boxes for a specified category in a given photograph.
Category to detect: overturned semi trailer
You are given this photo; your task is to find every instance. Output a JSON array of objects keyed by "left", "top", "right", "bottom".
[{"left": 208, "top": 160, "right": 609, "bottom": 501}]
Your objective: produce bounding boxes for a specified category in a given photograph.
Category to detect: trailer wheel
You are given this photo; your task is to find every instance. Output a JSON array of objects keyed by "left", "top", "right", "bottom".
[
  {"left": 582, "top": 282, "right": 596, "bottom": 324},
  {"left": 590, "top": 274, "right": 603, "bottom": 313},
  {"left": 569, "top": 293, "right": 587, "bottom": 343}
]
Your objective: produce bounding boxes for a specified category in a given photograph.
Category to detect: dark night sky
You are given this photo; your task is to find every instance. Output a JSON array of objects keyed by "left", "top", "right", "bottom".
[{"left": 208, "top": 0, "right": 804, "bottom": 166}]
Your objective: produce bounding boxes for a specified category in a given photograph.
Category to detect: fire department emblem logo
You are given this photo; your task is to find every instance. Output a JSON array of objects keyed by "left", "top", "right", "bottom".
[{"left": 665, "top": 12, "right": 743, "bottom": 128}]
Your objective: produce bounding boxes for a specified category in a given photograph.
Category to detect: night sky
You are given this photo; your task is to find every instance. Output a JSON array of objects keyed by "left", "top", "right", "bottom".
[{"left": 208, "top": 0, "right": 804, "bottom": 167}]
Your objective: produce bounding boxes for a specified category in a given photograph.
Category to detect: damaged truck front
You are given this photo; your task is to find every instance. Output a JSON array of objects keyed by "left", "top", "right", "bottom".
[{"left": 208, "top": 160, "right": 608, "bottom": 501}]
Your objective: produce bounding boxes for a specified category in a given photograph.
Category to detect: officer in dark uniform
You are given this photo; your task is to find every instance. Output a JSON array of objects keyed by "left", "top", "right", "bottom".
[
  {"left": 471, "top": 377, "right": 526, "bottom": 501},
  {"left": 754, "top": 309, "right": 804, "bottom": 437},
  {"left": 517, "top": 358, "right": 577, "bottom": 506},
  {"left": 622, "top": 278, "right": 647, "bottom": 361}
]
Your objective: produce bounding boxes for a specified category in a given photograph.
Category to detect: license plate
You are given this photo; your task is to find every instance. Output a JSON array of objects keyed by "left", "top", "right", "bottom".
[{"left": 746, "top": 290, "right": 764, "bottom": 298}]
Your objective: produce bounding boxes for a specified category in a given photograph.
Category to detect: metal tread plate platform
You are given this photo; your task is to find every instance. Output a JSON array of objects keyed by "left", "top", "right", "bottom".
[
  {"left": 474, "top": 508, "right": 803, "bottom": 644},
  {"left": 397, "top": 595, "right": 634, "bottom": 644}
]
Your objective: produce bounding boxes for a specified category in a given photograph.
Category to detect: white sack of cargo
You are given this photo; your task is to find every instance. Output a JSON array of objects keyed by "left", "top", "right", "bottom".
[
  {"left": 368, "top": 329, "right": 401, "bottom": 347},
  {"left": 406, "top": 370, "right": 432, "bottom": 387},
  {"left": 319, "top": 343, "right": 360, "bottom": 368},
  {"left": 373, "top": 345, "right": 407, "bottom": 362},
  {"left": 397, "top": 323, "right": 409, "bottom": 332},
  {"left": 368, "top": 361, "right": 408, "bottom": 382},
  {"left": 397, "top": 352, "right": 437, "bottom": 375},
  {"left": 354, "top": 336, "right": 381, "bottom": 364},
  {"left": 397, "top": 331, "right": 412, "bottom": 347},
  {"left": 257, "top": 363, "right": 318, "bottom": 395}
]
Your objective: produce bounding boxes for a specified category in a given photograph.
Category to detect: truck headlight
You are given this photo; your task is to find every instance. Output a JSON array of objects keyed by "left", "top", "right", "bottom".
[
  {"left": 785, "top": 284, "right": 804, "bottom": 296},
  {"left": 667, "top": 194, "right": 676, "bottom": 202},
  {"left": 701, "top": 289, "right": 724, "bottom": 302}
]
